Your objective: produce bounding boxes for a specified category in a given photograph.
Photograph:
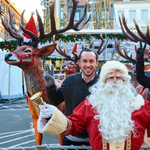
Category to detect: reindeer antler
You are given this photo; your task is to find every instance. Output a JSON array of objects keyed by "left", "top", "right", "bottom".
[
  {"left": 119, "top": 13, "right": 150, "bottom": 45},
  {"left": 81, "top": 39, "right": 95, "bottom": 50},
  {"left": 56, "top": 41, "right": 70, "bottom": 57},
  {"left": 56, "top": 40, "right": 79, "bottom": 62},
  {"left": 20, "top": 0, "right": 91, "bottom": 43},
  {"left": 0, "top": 4, "right": 25, "bottom": 41},
  {"left": 0, "top": 0, "right": 91, "bottom": 45},
  {"left": 115, "top": 40, "right": 136, "bottom": 64},
  {"left": 82, "top": 35, "right": 109, "bottom": 55},
  {"left": 97, "top": 35, "right": 109, "bottom": 55}
]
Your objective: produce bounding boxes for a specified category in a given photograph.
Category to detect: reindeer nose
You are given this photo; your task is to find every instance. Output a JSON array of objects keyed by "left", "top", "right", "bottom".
[{"left": 5, "top": 53, "right": 12, "bottom": 61}]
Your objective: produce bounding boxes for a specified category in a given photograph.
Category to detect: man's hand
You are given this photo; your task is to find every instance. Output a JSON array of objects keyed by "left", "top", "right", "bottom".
[
  {"left": 136, "top": 42, "right": 146, "bottom": 60},
  {"left": 39, "top": 102, "right": 54, "bottom": 119},
  {"left": 43, "top": 64, "right": 55, "bottom": 87}
]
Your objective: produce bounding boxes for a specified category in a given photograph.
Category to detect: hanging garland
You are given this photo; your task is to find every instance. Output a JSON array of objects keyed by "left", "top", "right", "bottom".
[
  {"left": 41, "top": 33, "right": 127, "bottom": 44},
  {"left": 41, "top": 56, "right": 65, "bottom": 61},
  {"left": 0, "top": 40, "right": 20, "bottom": 51},
  {"left": 0, "top": 33, "right": 127, "bottom": 51}
]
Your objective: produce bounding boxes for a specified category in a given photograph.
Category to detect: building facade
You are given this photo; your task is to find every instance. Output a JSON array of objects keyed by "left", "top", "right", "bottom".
[
  {"left": 114, "top": 0, "right": 150, "bottom": 31},
  {"left": 0, "top": 0, "right": 26, "bottom": 40}
]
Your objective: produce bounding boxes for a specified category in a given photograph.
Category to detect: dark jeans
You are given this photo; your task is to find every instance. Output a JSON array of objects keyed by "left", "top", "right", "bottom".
[{"left": 62, "top": 137, "right": 90, "bottom": 150}]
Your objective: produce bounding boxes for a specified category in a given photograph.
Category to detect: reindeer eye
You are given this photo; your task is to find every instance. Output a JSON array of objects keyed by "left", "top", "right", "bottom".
[{"left": 24, "top": 49, "right": 32, "bottom": 53}]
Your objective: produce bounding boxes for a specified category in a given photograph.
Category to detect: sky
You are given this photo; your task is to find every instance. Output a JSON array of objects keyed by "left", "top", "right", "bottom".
[{"left": 11, "top": 0, "right": 44, "bottom": 21}]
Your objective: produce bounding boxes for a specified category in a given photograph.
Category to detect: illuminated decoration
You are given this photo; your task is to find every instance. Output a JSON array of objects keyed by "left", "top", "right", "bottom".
[{"left": 88, "top": 0, "right": 113, "bottom": 29}]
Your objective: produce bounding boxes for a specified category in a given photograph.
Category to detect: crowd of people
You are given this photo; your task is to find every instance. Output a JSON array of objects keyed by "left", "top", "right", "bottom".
[{"left": 37, "top": 46, "right": 150, "bottom": 150}]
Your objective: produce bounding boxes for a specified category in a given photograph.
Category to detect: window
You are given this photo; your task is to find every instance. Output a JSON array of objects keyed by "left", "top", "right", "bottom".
[
  {"left": 60, "top": 7, "right": 63, "bottom": 21},
  {"left": 107, "top": 44, "right": 113, "bottom": 48},
  {"left": 141, "top": 10, "right": 148, "bottom": 21},
  {"left": 74, "top": 10, "right": 80, "bottom": 21},
  {"left": 87, "top": 12, "right": 91, "bottom": 19},
  {"left": 129, "top": 10, "right": 136, "bottom": 22},
  {"left": 118, "top": 11, "right": 124, "bottom": 19}
]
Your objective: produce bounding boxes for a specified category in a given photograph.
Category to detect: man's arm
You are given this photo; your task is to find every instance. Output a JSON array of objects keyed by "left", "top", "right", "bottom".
[
  {"left": 43, "top": 64, "right": 64, "bottom": 105},
  {"left": 45, "top": 84, "right": 64, "bottom": 105},
  {"left": 136, "top": 44, "right": 150, "bottom": 88}
]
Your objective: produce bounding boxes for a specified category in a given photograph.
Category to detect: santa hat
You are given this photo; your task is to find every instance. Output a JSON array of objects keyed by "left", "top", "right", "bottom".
[
  {"left": 69, "top": 43, "right": 78, "bottom": 61},
  {"left": 72, "top": 43, "right": 77, "bottom": 54},
  {"left": 134, "top": 44, "right": 137, "bottom": 52},
  {"left": 100, "top": 61, "right": 131, "bottom": 84},
  {"left": 23, "top": 14, "right": 38, "bottom": 39}
]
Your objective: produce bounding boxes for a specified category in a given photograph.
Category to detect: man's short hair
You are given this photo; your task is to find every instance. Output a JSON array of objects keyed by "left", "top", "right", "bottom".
[{"left": 78, "top": 48, "right": 98, "bottom": 61}]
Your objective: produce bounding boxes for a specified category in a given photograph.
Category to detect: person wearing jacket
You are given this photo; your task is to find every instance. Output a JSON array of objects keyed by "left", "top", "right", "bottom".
[
  {"left": 38, "top": 61, "right": 150, "bottom": 150},
  {"left": 136, "top": 43, "right": 150, "bottom": 87}
]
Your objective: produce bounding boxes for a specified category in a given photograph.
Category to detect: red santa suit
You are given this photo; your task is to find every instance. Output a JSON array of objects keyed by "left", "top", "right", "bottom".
[{"left": 37, "top": 96, "right": 150, "bottom": 150}]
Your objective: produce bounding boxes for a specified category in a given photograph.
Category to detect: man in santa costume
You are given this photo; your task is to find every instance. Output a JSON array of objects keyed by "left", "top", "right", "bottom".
[{"left": 37, "top": 61, "right": 150, "bottom": 150}]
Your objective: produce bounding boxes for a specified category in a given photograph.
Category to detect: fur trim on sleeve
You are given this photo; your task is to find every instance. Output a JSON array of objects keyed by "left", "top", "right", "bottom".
[
  {"left": 133, "top": 94, "right": 144, "bottom": 111},
  {"left": 37, "top": 106, "right": 67, "bottom": 135}
]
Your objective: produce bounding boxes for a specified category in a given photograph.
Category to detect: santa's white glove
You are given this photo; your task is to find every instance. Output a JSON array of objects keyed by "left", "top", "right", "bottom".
[
  {"left": 39, "top": 102, "right": 54, "bottom": 119},
  {"left": 43, "top": 64, "right": 55, "bottom": 87}
]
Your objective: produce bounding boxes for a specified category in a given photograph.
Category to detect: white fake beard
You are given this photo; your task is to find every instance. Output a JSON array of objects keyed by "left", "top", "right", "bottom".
[{"left": 88, "top": 81, "right": 136, "bottom": 144}]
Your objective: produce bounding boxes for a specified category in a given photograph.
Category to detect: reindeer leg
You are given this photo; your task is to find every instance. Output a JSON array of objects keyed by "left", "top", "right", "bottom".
[
  {"left": 32, "top": 114, "right": 42, "bottom": 145},
  {"left": 28, "top": 99, "right": 43, "bottom": 145},
  {"left": 58, "top": 134, "right": 65, "bottom": 145}
]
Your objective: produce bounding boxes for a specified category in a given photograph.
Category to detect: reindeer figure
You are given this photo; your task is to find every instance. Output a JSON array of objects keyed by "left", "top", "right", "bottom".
[
  {"left": 1, "top": 0, "right": 91, "bottom": 145},
  {"left": 55, "top": 41, "right": 79, "bottom": 77}
]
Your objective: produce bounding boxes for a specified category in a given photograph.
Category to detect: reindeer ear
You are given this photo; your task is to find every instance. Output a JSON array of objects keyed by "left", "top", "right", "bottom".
[{"left": 37, "top": 44, "right": 56, "bottom": 57}]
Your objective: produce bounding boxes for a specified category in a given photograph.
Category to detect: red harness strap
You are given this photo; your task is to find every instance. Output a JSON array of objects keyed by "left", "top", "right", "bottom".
[
  {"left": 64, "top": 62, "right": 78, "bottom": 76},
  {"left": 23, "top": 54, "right": 36, "bottom": 71},
  {"left": 12, "top": 48, "right": 39, "bottom": 71},
  {"left": 41, "top": 90, "right": 46, "bottom": 98}
]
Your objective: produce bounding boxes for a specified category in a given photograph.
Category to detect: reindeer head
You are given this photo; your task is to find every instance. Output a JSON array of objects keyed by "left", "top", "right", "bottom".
[
  {"left": 55, "top": 39, "right": 79, "bottom": 76},
  {"left": 4, "top": 44, "right": 56, "bottom": 71},
  {"left": 1, "top": 0, "right": 91, "bottom": 71},
  {"left": 2, "top": 5, "right": 56, "bottom": 71}
]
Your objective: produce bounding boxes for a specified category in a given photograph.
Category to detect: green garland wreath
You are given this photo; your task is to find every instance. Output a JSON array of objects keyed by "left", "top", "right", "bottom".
[{"left": 0, "top": 33, "right": 127, "bottom": 51}]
